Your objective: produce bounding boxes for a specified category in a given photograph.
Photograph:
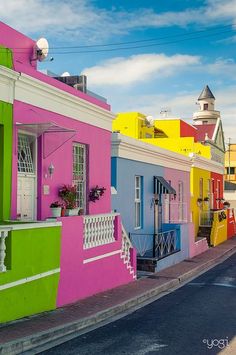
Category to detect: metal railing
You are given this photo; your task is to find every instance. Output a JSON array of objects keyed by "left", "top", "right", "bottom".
[
  {"left": 199, "top": 211, "right": 214, "bottom": 227},
  {"left": 155, "top": 229, "right": 179, "bottom": 260},
  {"left": 83, "top": 213, "right": 118, "bottom": 249},
  {"left": 130, "top": 229, "right": 179, "bottom": 259},
  {"left": 163, "top": 202, "right": 188, "bottom": 223}
]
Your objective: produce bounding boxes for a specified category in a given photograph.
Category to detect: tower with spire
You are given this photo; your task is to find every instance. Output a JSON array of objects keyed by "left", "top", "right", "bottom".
[{"left": 193, "top": 85, "right": 220, "bottom": 125}]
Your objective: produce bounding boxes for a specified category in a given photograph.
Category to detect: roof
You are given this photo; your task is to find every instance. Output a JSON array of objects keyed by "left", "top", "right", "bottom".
[
  {"left": 225, "top": 181, "right": 236, "bottom": 191},
  {"left": 193, "top": 124, "right": 216, "bottom": 141},
  {"left": 198, "top": 85, "right": 215, "bottom": 100}
]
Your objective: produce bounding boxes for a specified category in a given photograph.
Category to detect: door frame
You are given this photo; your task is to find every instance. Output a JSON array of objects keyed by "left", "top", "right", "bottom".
[{"left": 17, "top": 131, "right": 37, "bottom": 221}]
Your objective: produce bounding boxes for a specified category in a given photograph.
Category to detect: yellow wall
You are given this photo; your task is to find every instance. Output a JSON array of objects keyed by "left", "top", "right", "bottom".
[
  {"left": 190, "top": 167, "right": 211, "bottom": 238},
  {"left": 154, "top": 119, "right": 180, "bottom": 138},
  {"left": 141, "top": 138, "right": 211, "bottom": 159},
  {"left": 210, "top": 210, "right": 227, "bottom": 246},
  {"left": 113, "top": 112, "right": 154, "bottom": 139}
]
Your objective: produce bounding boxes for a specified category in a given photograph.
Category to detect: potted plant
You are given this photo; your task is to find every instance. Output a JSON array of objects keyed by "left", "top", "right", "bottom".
[
  {"left": 197, "top": 197, "right": 203, "bottom": 206},
  {"left": 59, "top": 184, "right": 78, "bottom": 216},
  {"left": 50, "top": 201, "right": 62, "bottom": 217},
  {"left": 204, "top": 197, "right": 209, "bottom": 202},
  {"left": 223, "top": 201, "right": 230, "bottom": 209}
]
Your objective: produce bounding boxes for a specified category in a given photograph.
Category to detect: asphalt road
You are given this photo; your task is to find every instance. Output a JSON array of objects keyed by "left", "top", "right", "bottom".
[{"left": 40, "top": 254, "right": 236, "bottom": 355}]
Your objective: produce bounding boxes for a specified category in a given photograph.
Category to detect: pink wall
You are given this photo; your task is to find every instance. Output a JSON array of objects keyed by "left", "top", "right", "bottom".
[
  {"left": 0, "top": 21, "right": 110, "bottom": 111},
  {"left": 164, "top": 167, "right": 191, "bottom": 222},
  {"left": 12, "top": 101, "right": 111, "bottom": 220},
  {"left": 56, "top": 215, "right": 135, "bottom": 306}
]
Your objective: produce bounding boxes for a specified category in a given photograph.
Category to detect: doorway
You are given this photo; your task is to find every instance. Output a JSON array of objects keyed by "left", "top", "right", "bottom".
[{"left": 17, "top": 133, "right": 37, "bottom": 221}]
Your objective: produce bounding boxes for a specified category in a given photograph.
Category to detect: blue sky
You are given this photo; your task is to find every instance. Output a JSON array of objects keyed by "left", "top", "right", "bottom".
[{"left": 2, "top": 0, "right": 236, "bottom": 142}]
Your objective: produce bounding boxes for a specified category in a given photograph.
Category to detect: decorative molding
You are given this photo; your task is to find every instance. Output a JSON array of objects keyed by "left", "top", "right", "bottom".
[
  {"left": 191, "top": 154, "right": 224, "bottom": 174},
  {"left": 3, "top": 221, "right": 62, "bottom": 230},
  {"left": 83, "top": 249, "right": 121, "bottom": 264},
  {"left": 0, "top": 66, "right": 115, "bottom": 131},
  {"left": 112, "top": 133, "right": 192, "bottom": 172},
  {"left": 0, "top": 268, "right": 60, "bottom": 291}
]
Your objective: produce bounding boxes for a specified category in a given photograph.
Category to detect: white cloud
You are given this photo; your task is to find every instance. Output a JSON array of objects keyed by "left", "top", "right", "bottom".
[
  {"left": 1, "top": 0, "right": 236, "bottom": 43},
  {"left": 82, "top": 53, "right": 200, "bottom": 86}
]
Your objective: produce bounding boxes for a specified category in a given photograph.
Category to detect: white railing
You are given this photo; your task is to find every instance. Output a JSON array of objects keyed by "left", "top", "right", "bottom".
[
  {"left": 83, "top": 213, "right": 118, "bottom": 249},
  {"left": 0, "top": 228, "right": 11, "bottom": 272},
  {"left": 121, "top": 224, "right": 132, "bottom": 266},
  {"left": 199, "top": 211, "right": 214, "bottom": 227},
  {"left": 163, "top": 202, "right": 188, "bottom": 223}
]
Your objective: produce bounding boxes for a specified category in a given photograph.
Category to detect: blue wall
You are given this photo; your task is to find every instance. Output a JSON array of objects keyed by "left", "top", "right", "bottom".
[{"left": 111, "top": 157, "right": 164, "bottom": 236}]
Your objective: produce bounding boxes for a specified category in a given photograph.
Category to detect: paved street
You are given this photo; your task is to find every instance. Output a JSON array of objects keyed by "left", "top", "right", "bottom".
[{"left": 40, "top": 253, "right": 236, "bottom": 355}]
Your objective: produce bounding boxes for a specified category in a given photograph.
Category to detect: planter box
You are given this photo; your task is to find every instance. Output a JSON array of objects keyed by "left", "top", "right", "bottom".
[
  {"left": 50, "top": 207, "right": 62, "bottom": 218},
  {"left": 65, "top": 208, "right": 79, "bottom": 216}
]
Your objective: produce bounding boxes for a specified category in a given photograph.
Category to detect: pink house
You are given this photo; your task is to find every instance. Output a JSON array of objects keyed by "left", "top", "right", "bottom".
[{"left": 0, "top": 21, "right": 135, "bottom": 310}]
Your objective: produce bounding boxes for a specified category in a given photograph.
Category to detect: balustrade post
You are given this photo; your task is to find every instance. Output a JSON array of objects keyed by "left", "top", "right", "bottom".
[{"left": 0, "top": 229, "right": 10, "bottom": 272}]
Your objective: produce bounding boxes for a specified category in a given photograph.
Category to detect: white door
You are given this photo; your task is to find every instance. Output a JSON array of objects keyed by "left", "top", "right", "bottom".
[{"left": 17, "top": 134, "right": 36, "bottom": 221}]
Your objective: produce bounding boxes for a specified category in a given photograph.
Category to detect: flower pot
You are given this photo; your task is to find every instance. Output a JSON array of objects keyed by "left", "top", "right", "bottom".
[
  {"left": 50, "top": 207, "right": 62, "bottom": 218},
  {"left": 65, "top": 208, "right": 79, "bottom": 216}
]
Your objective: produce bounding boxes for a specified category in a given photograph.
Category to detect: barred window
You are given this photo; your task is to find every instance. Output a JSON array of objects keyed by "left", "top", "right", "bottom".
[
  {"left": 18, "top": 134, "right": 35, "bottom": 174},
  {"left": 135, "top": 176, "right": 142, "bottom": 229},
  {"left": 73, "top": 143, "right": 86, "bottom": 211}
]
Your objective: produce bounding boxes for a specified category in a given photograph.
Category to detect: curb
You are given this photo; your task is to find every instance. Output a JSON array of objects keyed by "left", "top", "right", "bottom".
[{"left": 1, "top": 245, "right": 236, "bottom": 355}]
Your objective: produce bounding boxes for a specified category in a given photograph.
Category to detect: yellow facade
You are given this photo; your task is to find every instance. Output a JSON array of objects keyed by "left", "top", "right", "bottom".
[
  {"left": 190, "top": 167, "right": 211, "bottom": 236},
  {"left": 113, "top": 112, "right": 154, "bottom": 139},
  {"left": 210, "top": 211, "right": 227, "bottom": 246},
  {"left": 224, "top": 143, "right": 236, "bottom": 183}
]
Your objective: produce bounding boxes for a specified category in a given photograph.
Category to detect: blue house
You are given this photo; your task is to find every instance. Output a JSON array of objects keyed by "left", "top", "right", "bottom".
[{"left": 111, "top": 133, "right": 193, "bottom": 272}]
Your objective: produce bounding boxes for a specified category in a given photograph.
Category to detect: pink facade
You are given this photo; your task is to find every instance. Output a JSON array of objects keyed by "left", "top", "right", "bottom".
[
  {"left": 57, "top": 215, "right": 136, "bottom": 306},
  {"left": 12, "top": 101, "right": 111, "bottom": 220}
]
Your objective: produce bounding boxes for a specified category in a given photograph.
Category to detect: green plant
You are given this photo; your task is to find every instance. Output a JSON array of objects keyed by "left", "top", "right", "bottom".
[
  {"left": 50, "top": 201, "right": 62, "bottom": 208},
  {"left": 59, "top": 185, "right": 77, "bottom": 209}
]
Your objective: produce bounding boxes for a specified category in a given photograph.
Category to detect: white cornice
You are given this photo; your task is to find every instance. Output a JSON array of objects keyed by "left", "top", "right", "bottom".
[
  {"left": 191, "top": 154, "right": 224, "bottom": 174},
  {"left": 112, "top": 133, "right": 192, "bottom": 172},
  {"left": 0, "top": 66, "right": 20, "bottom": 104},
  {"left": 0, "top": 66, "right": 115, "bottom": 131}
]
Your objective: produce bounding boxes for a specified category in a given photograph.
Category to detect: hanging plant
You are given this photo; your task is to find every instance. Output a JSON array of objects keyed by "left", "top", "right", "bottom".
[{"left": 89, "top": 185, "right": 106, "bottom": 202}]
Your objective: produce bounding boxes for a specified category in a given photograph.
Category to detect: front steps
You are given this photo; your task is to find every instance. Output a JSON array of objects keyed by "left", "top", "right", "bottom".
[{"left": 197, "top": 226, "right": 212, "bottom": 246}]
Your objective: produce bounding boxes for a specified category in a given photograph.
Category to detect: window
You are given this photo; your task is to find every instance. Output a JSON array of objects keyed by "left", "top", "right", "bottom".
[
  {"left": 203, "top": 103, "right": 208, "bottom": 110},
  {"left": 73, "top": 143, "right": 87, "bottom": 211},
  {"left": 178, "top": 181, "right": 184, "bottom": 221},
  {"left": 135, "top": 176, "right": 142, "bottom": 229},
  {"left": 199, "top": 178, "right": 203, "bottom": 199},
  {"left": 18, "top": 134, "right": 35, "bottom": 174},
  {"left": 226, "top": 167, "right": 235, "bottom": 174}
]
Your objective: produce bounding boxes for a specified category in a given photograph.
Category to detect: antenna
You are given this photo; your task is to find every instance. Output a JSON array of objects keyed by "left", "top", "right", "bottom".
[
  {"left": 32, "top": 38, "right": 49, "bottom": 62},
  {"left": 160, "top": 107, "right": 171, "bottom": 118}
]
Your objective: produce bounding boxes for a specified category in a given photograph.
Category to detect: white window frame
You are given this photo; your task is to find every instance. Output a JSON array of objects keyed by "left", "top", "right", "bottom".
[
  {"left": 134, "top": 176, "right": 142, "bottom": 229},
  {"left": 72, "top": 143, "right": 87, "bottom": 212}
]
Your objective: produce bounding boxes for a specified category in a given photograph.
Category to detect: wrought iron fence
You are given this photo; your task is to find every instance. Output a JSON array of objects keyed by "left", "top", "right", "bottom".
[
  {"left": 155, "top": 229, "right": 179, "bottom": 260},
  {"left": 129, "top": 229, "right": 179, "bottom": 259}
]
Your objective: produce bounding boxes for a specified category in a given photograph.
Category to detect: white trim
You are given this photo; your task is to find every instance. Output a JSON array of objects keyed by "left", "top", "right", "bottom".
[
  {"left": 3, "top": 221, "right": 62, "bottom": 230},
  {"left": 0, "top": 66, "right": 115, "bottom": 131},
  {"left": 112, "top": 133, "right": 192, "bottom": 172},
  {"left": 191, "top": 154, "right": 224, "bottom": 174},
  {"left": 0, "top": 268, "right": 60, "bottom": 291},
  {"left": 83, "top": 249, "right": 121, "bottom": 264}
]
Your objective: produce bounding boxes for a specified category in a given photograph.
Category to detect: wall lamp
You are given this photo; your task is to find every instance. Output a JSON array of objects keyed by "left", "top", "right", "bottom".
[{"left": 48, "top": 163, "right": 55, "bottom": 179}]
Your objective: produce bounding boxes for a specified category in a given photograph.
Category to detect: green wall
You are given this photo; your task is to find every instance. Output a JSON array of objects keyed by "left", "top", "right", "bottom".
[
  {"left": 0, "top": 47, "right": 13, "bottom": 221},
  {"left": 0, "top": 101, "right": 13, "bottom": 220},
  {"left": 0, "top": 226, "right": 61, "bottom": 323}
]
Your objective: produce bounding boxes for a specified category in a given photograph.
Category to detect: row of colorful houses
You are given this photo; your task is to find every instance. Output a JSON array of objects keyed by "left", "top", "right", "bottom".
[{"left": 0, "top": 21, "right": 235, "bottom": 324}]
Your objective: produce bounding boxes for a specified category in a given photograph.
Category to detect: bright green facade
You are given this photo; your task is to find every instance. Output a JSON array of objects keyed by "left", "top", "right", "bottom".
[{"left": 0, "top": 225, "right": 61, "bottom": 323}]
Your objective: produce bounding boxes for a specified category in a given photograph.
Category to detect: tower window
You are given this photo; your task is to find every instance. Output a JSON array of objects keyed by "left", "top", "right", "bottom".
[{"left": 203, "top": 103, "right": 208, "bottom": 110}]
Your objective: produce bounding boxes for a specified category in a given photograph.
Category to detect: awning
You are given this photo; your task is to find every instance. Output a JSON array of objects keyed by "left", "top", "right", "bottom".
[
  {"left": 16, "top": 122, "right": 76, "bottom": 158},
  {"left": 153, "top": 176, "right": 176, "bottom": 195}
]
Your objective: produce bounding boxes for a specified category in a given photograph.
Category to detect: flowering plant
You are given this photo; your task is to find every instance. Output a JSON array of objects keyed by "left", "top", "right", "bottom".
[
  {"left": 50, "top": 201, "right": 62, "bottom": 208},
  {"left": 89, "top": 185, "right": 106, "bottom": 202},
  {"left": 59, "top": 184, "right": 77, "bottom": 209}
]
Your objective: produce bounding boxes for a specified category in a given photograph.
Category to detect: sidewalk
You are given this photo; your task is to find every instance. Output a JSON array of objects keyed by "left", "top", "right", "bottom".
[{"left": 1, "top": 237, "right": 236, "bottom": 355}]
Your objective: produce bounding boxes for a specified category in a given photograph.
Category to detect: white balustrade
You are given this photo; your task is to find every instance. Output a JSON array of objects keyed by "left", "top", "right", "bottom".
[
  {"left": 83, "top": 213, "right": 118, "bottom": 249},
  {"left": 121, "top": 224, "right": 132, "bottom": 265},
  {"left": 0, "top": 228, "right": 11, "bottom": 272}
]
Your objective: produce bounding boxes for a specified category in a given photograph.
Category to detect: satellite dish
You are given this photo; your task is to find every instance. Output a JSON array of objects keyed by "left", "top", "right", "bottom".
[
  {"left": 61, "top": 72, "right": 71, "bottom": 77},
  {"left": 34, "top": 38, "right": 49, "bottom": 62},
  {"left": 146, "top": 115, "right": 155, "bottom": 127}
]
